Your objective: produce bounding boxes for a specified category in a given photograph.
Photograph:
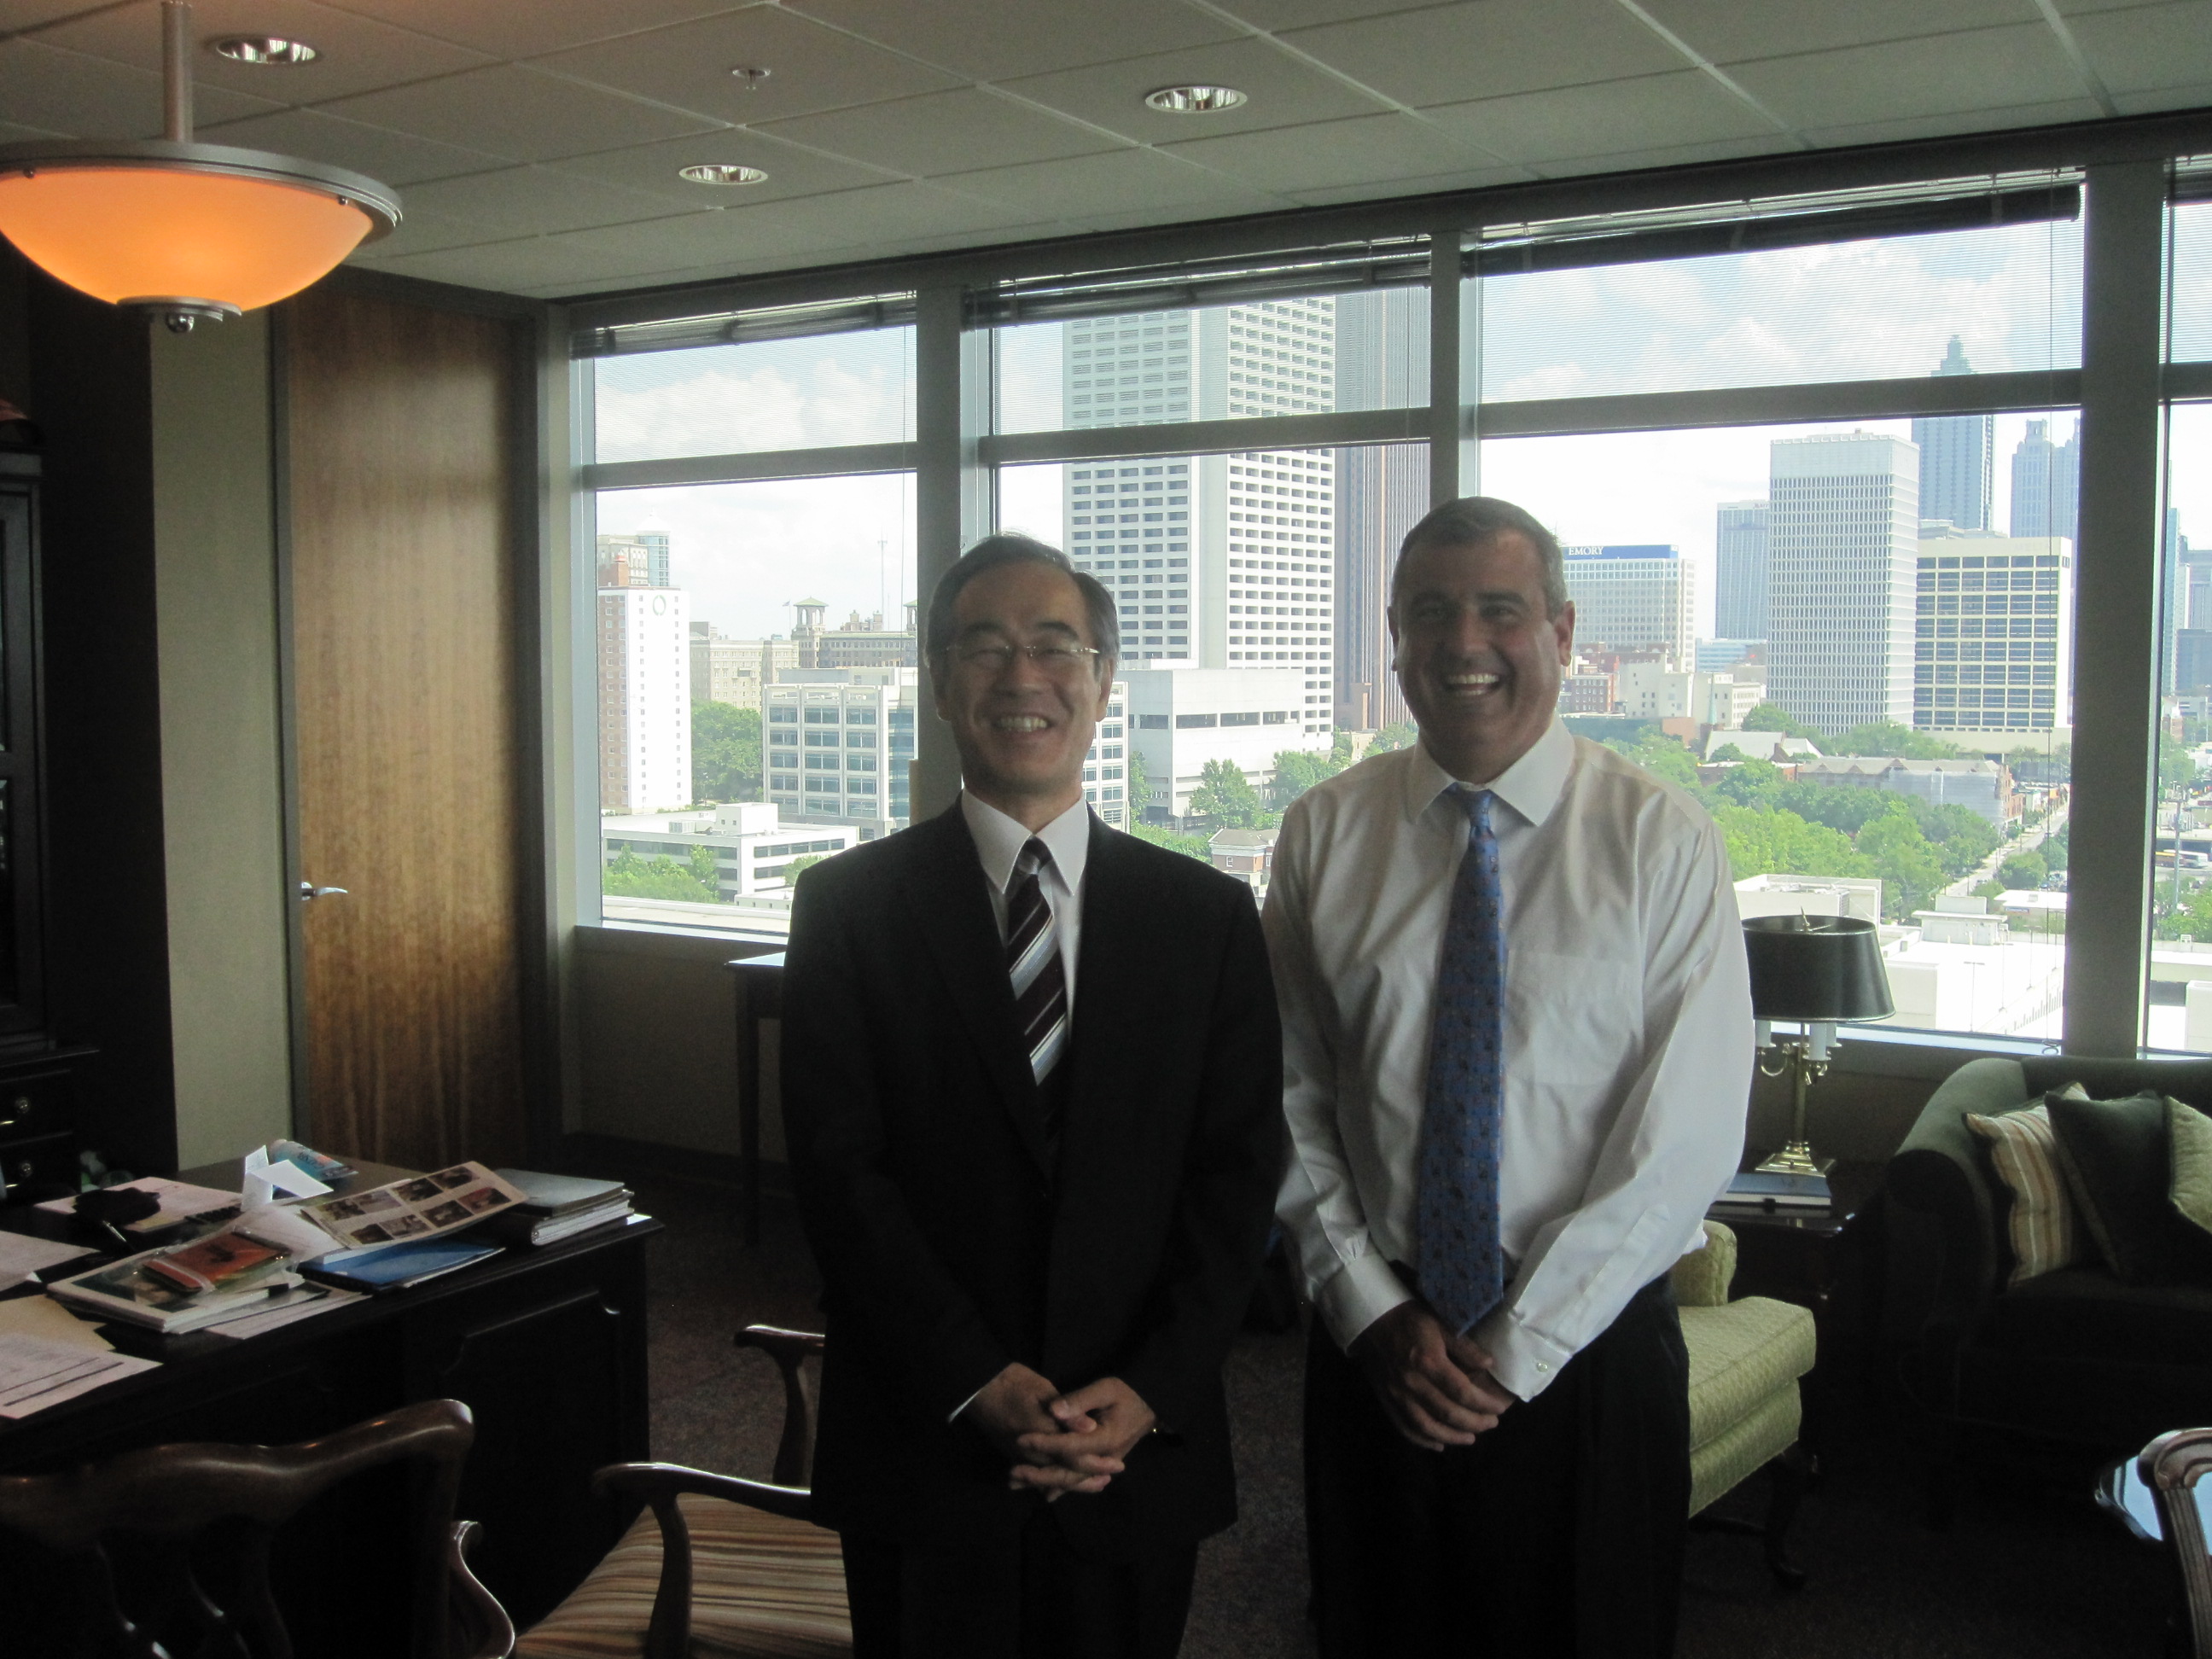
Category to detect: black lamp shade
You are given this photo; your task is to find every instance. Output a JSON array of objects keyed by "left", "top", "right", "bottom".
[{"left": 1743, "top": 914, "right": 1895, "bottom": 1022}]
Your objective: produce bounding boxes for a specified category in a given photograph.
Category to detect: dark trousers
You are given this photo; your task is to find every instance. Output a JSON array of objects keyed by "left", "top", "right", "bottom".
[
  {"left": 841, "top": 1507, "right": 1199, "bottom": 1659},
  {"left": 1304, "top": 1274, "right": 1691, "bottom": 1659}
]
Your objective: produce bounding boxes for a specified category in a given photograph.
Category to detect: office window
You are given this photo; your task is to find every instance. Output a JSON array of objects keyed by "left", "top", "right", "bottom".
[
  {"left": 589, "top": 306, "right": 916, "bottom": 463},
  {"left": 2151, "top": 399, "right": 2212, "bottom": 1048},
  {"left": 2173, "top": 190, "right": 2212, "bottom": 365}
]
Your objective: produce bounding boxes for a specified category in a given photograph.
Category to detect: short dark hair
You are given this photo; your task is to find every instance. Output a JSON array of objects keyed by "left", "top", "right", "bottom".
[
  {"left": 924, "top": 533, "right": 1119, "bottom": 674},
  {"left": 1391, "top": 497, "right": 1568, "bottom": 617}
]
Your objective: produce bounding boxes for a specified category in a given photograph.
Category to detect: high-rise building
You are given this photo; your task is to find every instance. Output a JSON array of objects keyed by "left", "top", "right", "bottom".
[
  {"left": 792, "top": 598, "right": 917, "bottom": 669},
  {"left": 2165, "top": 507, "right": 2194, "bottom": 694},
  {"left": 763, "top": 668, "right": 917, "bottom": 838},
  {"left": 1123, "top": 667, "right": 1315, "bottom": 820},
  {"left": 1714, "top": 501, "right": 1770, "bottom": 643},
  {"left": 597, "top": 531, "right": 670, "bottom": 589},
  {"left": 1561, "top": 545, "right": 1695, "bottom": 669},
  {"left": 1334, "top": 288, "right": 1427, "bottom": 731},
  {"left": 597, "top": 585, "right": 691, "bottom": 812},
  {"left": 1912, "top": 337, "right": 1994, "bottom": 532},
  {"left": 2010, "top": 418, "right": 2080, "bottom": 540},
  {"left": 690, "top": 622, "right": 800, "bottom": 711},
  {"left": 1063, "top": 301, "right": 1336, "bottom": 737},
  {"left": 1767, "top": 431, "right": 1919, "bottom": 734},
  {"left": 1912, "top": 527, "right": 2072, "bottom": 742}
]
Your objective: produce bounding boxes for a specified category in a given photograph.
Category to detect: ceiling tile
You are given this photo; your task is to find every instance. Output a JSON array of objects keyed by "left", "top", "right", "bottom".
[
  {"left": 0, "top": 38, "right": 281, "bottom": 137},
  {"left": 783, "top": 0, "right": 1243, "bottom": 81},
  {"left": 548, "top": 129, "right": 905, "bottom": 207},
  {"left": 1798, "top": 95, "right": 2107, "bottom": 148},
  {"left": 196, "top": 107, "right": 511, "bottom": 183},
  {"left": 317, "top": 64, "right": 721, "bottom": 161},
  {"left": 1417, "top": 70, "right": 1779, "bottom": 166},
  {"left": 1285, "top": 161, "right": 1525, "bottom": 204},
  {"left": 940, "top": 147, "right": 1284, "bottom": 218},
  {"left": 694, "top": 180, "right": 1048, "bottom": 248},
  {"left": 393, "top": 165, "right": 694, "bottom": 239},
  {"left": 0, "top": 0, "right": 114, "bottom": 26},
  {"left": 32, "top": 0, "right": 492, "bottom": 104},
  {"left": 1728, "top": 24, "right": 2090, "bottom": 127},
  {"left": 0, "top": 118, "right": 63, "bottom": 142},
  {"left": 1156, "top": 109, "right": 1494, "bottom": 192},
  {"left": 2067, "top": 3, "right": 2212, "bottom": 94},
  {"left": 316, "top": 0, "right": 756, "bottom": 59},
  {"left": 342, "top": 206, "right": 518, "bottom": 259},
  {"left": 756, "top": 87, "right": 1126, "bottom": 176},
  {"left": 1527, "top": 132, "right": 1796, "bottom": 178},
  {"left": 2047, "top": 0, "right": 2190, "bottom": 13},
  {"left": 1279, "top": 0, "right": 1685, "bottom": 110},
  {"left": 351, "top": 233, "right": 695, "bottom": 292},
  {"left": 1205, "top": 0, "right": 1447, "bottom": 27},
  {"left": 995, "top": 36, "right": 1388, "bottom": 142},
  {"left": 1633, "top": 0, "right": 2039, "bottom": 66},
  {"left": 2115, "top": 81, "right": 2212, "bottom": 111},
  {"left": 527, "top": 8, "right": 961, "bottom": 125}
]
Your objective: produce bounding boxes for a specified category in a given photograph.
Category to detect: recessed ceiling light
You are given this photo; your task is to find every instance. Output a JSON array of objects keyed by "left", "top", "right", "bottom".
[
  {"left": 1144, "top": 84, "right": 1247, "bottom": 114},
  {"left": 680, "top": 163, "right": 769, "bottom": 186},
  {"left": 730, "top": 66, "right": 772, "bottom": 89},
  {"left": 210, "top": 35, "right": 318, "bottom": 65}
]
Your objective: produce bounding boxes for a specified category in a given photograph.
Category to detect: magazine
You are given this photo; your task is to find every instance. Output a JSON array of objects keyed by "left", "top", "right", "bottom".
[
  {"left": 287, "top": 1162, "right": 527, "bottom": 1251},
  {"left": 48, "top": 1244, "right": 304, "bottom": 1334},
  {"left": 141, "top": 1229, "right": 284, "bottom": 1295}
]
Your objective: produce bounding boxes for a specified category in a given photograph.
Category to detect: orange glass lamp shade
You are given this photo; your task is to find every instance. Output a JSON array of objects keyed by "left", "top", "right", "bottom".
[{"left": 0, "top": 142, "right": 400, "bottom": 330}]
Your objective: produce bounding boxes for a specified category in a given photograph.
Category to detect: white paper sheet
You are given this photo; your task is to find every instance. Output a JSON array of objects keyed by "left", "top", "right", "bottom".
[
  {"left": 0, "top": 1333, "right": 157, "bottom": 1417},
  {"left": 36, "top": 1178, "right": 242, "bottom": 1233},
  {"left": 0, "top": 1231, "right": 96, "bottom": 1285},
  {"left": 0, "top": 1294, "right": 113, "bottom": 1353},
  {"left": 241, "top": 1147, "right": 331, "bottom": 1208}
]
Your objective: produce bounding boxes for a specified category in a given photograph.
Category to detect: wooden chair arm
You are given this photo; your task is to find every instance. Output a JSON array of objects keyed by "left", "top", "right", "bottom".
[
  {"left": 592, "top": 1461, "right": 815, "bottom": 1523},
  {"left": 736, "top": 1325, "right": 824, "bottom": 1487},
  {"left": 445, "top": 1519, "right": 516, "bottom": 1659}
]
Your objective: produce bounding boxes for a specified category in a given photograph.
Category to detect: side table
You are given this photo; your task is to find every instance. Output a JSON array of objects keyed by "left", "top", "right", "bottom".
[{"left": 725, "top": 952, "right": 784, "bottom": 1247}]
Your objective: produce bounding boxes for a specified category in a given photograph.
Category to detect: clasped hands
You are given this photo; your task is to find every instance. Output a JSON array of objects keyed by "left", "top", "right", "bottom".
[
  {"left": 1351, "top": 1300, "right": 1516, "bottom": 1452},
  {"left": 963, "top": 1363, "right": 1154, "bottom": 1500}
]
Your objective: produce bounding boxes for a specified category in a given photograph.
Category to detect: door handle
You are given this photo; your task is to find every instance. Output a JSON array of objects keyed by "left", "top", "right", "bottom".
[{"left": 297, "top": 882, "right": 349, "bottom": 901}]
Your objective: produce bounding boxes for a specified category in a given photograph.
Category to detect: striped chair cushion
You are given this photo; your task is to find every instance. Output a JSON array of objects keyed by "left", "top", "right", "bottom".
[
  {"left": 1966, "top": 1087, "right": 2086, "bottom": 1288},
  {"left": 517, "top": 1493, "right": 852, "bottom": 1659}
]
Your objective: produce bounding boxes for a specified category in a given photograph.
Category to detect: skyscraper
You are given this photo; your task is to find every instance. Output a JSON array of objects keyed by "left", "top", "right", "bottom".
[
  {"left": 597, "top": 584, "right": 691, "bottom": 812},
  {"left": 1767, "top": 431, "right": 1919, "bottom": 734},
  {"left": 1332, "top": 288, "right": 1427, "bottom": 731},
  {"left": 1912, "top": 337, "right": 1994, "bottom": 532},
  {"left": 1714, "top": 501, "right": 1770, "bottom": 643},
  {"left": 1063, "top": 300, "right": 1337, "bottom": 738},
  {"left": 1561, "top": 545, "right": 1696, "bottom": 669},
  {"left": 2011, "top": 418, "right": 2080, "bottom": 540},
  {"left": 1913, "top": 527, "right": 2071, "bottom": 741}
]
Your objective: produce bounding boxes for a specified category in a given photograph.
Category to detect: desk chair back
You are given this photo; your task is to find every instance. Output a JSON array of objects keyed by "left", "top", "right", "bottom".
[
  {"left": 2142, "top": 1427, "right": 2212, "bottom": 1657},
  {"left": 0, "top": 1396, "right": 513, "bottom": 1659}
]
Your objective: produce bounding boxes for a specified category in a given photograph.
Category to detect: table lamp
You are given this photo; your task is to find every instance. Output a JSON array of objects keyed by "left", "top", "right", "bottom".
[{"left": 1743, "top": 914, "right": 1894, "bottom": 1177}]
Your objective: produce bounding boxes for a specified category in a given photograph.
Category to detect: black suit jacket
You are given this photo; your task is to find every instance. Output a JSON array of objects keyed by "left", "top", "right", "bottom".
[{"left": 782, "top": 803, "right": 1284, "bottom": 1558}]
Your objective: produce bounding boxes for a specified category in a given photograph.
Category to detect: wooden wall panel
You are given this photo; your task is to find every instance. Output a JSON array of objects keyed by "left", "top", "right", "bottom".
[{"left": 285, "top": 288, "right": 527, "bottom": 1170}]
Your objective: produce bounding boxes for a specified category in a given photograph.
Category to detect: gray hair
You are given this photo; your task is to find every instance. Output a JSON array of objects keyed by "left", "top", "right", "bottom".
[
  {"left": 924, "top": 533, "right": 1119, "bottom": 674},
  {"left": 1391, "top": 497, "right": 1568, "bottom": 618}
]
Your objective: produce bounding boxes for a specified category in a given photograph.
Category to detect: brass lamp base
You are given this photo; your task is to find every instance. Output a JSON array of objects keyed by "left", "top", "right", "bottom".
[{"left": 1754, "top": 1140, "right": 1832, "bottom": 1179}]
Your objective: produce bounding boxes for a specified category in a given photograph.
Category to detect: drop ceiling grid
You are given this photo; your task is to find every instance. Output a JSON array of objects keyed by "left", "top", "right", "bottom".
[{"left": 0, "top": 0, "right": 2201, "bottom": 295}]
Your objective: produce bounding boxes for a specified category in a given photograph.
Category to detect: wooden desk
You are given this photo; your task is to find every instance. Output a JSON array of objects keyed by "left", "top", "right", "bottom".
[
  {"left": 726, "top": 952, "right": 784, "bottom": 1246},
  {"left": 1, "top": 1167, "right": 660, "bottom": 1654}
]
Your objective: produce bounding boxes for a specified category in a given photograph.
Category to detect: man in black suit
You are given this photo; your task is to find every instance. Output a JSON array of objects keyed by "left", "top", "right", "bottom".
[{"left": 783, "top": 533, "right": 1284, "bottom": 1659}]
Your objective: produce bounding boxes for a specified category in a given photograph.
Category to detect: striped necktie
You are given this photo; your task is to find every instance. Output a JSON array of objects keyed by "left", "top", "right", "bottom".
[
  {"left": 1006, "top": 838, "right": 1068, "bottom": 1086},
  {"left": 1417, "top": 785, "right": 1507, "bottom": 1337}
]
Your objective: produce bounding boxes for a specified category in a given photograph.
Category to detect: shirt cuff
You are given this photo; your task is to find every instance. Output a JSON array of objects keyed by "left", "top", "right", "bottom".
[
  {"left": 1315, "top": 1251, "right": 1415, "bottom": 1352},
  {"left": 1472, "top": 1301, "right": 1575, "bottom": 1403},
  {"left": 949, "top": 1382, "right": 987, "bottom": 1424}
]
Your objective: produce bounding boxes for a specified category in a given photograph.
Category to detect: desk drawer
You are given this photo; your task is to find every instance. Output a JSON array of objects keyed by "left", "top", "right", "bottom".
[
  {"left": 0, "top": 1132, "right": 75, "bottom": 1205},
  {"left": 0, "top": 1072, "right": 70, "bottom": 1143}
]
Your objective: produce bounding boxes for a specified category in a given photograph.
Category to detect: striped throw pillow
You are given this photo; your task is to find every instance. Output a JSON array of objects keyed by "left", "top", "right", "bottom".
[{"left": 1965, "top": 1086, "right": 2087, "bottom": 1288}]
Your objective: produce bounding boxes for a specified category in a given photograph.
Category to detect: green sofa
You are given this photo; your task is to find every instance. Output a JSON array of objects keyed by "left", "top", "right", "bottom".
[{"left": 1883, "top": 1054, "right": 2212, "bottom": 1472}]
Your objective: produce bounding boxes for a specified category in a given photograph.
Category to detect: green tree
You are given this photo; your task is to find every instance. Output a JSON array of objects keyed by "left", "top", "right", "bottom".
[
  {"left": 1857, "top": 812, "right": 1946, "bottom": 921},
  {"left": 1774, "top": 781, "right": 1896, "bottom": 837},
  {"left": 2005, "top": 742, "right": 2072, "bottom": 786},
  {"left": 783, "top": 853, "right": 828, "bottom": 883},
  {"left": 1708, "top": 756, "right": 1787, "bottom": 807},
  {"left": 1829, "top": 720, "right": 1964, "bottom": 760},
  {"left": 1906, "top": 800, "right": 2002, "bottom": 876},
  {"left": 1742, "top": 702, "right": 1819, "bottom": 740},
  {"left": 1368, "top": 722, "right": 1418, "bottom": 754},
  {"left": 1126, "top": 747, "right": 1151, "bottom": 818},
  {"left": 1708, "top": 804, "right": 1867, "bottom": 884},
  {"left": 1133, "top": 824, "right": 1211, "bottom": 860},
  {"left": 686, "top": 843, "right": 723, "bottom": 896},
  {"left": 1708, "top": 742, "right": 1750, "bottom": 763},
  {"left": 1190, "top": 759, "right": 1268, "bottom": 828},
  {"left": 2041, "top": 826, "right": 2069, "bottom": 874},
  {"left": 2161, "top": 732, "right": 2199, "bottom": 796},
  {"left": 1997, "top": 851, "right": 2048, "bottom": 890},
  {"left": 1602, "top": 730, "right": 1699, "bottom": 788},
  {"left": 1270, "top": 736, "right": 1355, "bottom": 810},
  {"left": 602, "top": 848, "right": 715, "bottom": 903},
  {"left": 691, "top": 702, "right": 762, "bottom": 801}
]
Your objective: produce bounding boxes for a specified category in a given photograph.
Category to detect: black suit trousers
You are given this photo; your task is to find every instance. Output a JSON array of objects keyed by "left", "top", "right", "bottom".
[
  {"left": 1303, "top": 1275, "right": 1691, "bottom": 1659},
  {"left": 841, "top": 1508, "right": 1199, "bottom": 1659}
]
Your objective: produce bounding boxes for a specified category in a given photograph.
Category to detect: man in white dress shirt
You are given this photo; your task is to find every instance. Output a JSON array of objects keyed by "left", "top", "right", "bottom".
[{"left": 1267, "top": 498, "right": 1753, "bottom": 1657}]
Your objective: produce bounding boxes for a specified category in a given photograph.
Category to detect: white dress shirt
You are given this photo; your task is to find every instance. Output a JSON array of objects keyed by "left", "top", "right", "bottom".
[
  {"left": 1266, "top": 718, "right": 1753, "bottom": 1403},
  {"left": 961, "top": 791, "right": 1091, "bottom": 1012}
]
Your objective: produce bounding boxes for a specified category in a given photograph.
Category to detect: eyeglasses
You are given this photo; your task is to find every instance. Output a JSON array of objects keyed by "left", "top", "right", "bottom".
[{"left": 952, "top": 641, "right": 1103, "bottom": 676}]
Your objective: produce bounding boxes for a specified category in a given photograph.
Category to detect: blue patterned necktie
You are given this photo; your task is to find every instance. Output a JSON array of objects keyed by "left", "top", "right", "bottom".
[{"left": 1417, "top": 785, "right": 1507, "bottom": 1337}]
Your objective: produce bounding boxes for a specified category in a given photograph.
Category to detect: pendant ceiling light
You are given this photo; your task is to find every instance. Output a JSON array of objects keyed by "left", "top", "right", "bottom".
[{"left": 0, "top": 1, "right": 399, "bottom": 333}]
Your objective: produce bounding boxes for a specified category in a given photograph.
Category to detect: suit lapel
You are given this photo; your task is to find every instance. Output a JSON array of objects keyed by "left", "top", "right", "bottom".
[
  {"left": 1057, "top": 818, "right": 1145, "bottom": 1167},
  {"left": 896, "top": 805, "right": 1056, "bottom": 1179}
]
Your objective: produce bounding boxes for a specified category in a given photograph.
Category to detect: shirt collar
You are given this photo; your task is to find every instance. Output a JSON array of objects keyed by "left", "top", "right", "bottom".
[
  {"left": 1400, "top": 716, "right": 1575, "bottom": 831},
  {"left": 961, "top": 790, "right": 1093, "bottom": 894}
]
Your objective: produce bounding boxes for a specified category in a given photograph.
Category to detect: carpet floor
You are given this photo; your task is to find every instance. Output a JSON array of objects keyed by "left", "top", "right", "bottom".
[{"left": 632, "top": 1175, "right": 2178, "bottom": 1658}]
